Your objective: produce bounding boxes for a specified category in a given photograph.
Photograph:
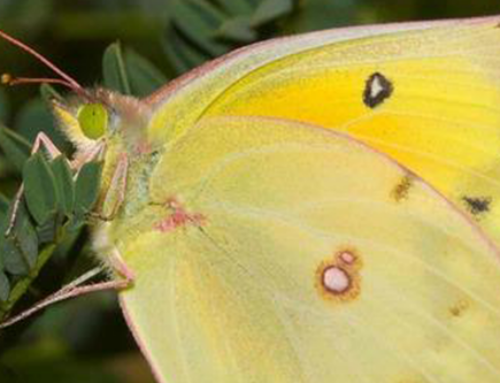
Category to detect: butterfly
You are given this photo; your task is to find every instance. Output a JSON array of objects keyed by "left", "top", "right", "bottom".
[{"left": 3, "top": 15, "right": 500, "bottom": 383}]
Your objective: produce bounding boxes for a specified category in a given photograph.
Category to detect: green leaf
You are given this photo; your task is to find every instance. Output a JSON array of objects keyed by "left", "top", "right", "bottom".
[
  {"left": 163, "top": 26, "right": 209, "bottom": 73},
  {"left": 0, "top": 271, "right": 10, "bottom": 302},
  {"left": 15, "top": 98, "right": 70, "bottom": 152},
  {"left": 74, "top": 162, "right": 102, "bottom": 216},
  {"left": 1, "top": 202, "right": 37, "bottom": 276},
  {"left": 40, "top": 83, "right": 64, "bottom": 103},
  {"left": 0, "top": 125, "right": 31, "bottom": 172},
  {"left": 170, "top": 0, "right": 228, "bottom": 56},
  {"left": 214, "top": 0, "right": 254, "bottom": 16},
  {"left": 251, "top": 0, "right": 293, "bottom": 26},
  {"left": 51, "top": 157, "right": 75, "bottom": 216},
  {"left": 23, "top": 152, "right": 59, "bottom": 225},
  {"left": 214, "top": 17, "right": 256, "bottom": 42},
  {"left": 15, "top": 210, "right": 39, "bottom": 268},
  {"left": 0, "top": 241, "right": 56, "bottom": 319},
  {"left": 36, "top": 216, "right": 59, "bottom": 244},
  {"left": 125, "top": 48, "right": 168, "bottom": 97},
  {"left": 102, "top": 42, "right": 132, "bottom": 95},
  {"left": 162, "top": 0, "right": 299, "bottom": 74},
  {"left": 1, "top": 237, "right": 28, "bottom": 275}
]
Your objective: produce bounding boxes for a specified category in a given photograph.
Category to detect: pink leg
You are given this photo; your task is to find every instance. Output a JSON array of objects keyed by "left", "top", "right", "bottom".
[
  {"left": 70, "top": 141, "right": 105, "bottom": 171},
  {"left": 31, "top": 132, "right": 63, "bottom": 158},
  {"left": 5, "top": 185, "right": 24, "bottom": 236},
  {"left": 6, "top": 132, "right": 66, "bottom": 235},
  {"left": 93, "top": 153, "right": 128, "bottom": 221},
  {"left": 0, "top": 249, "right": 134, "bottom": 329}
]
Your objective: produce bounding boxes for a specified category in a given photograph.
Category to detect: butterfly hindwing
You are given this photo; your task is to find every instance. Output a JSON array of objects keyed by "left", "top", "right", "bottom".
[{"left": 118, "top": 116, "right": 500, "bottom": 383}]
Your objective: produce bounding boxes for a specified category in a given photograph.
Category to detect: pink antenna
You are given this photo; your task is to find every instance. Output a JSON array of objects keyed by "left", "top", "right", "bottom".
[
  {"left": 1, "top": 73, "right": 79, "bottom": 90},
  {"left": 0, "top": 29, "right": 87, "bottom": 95}
]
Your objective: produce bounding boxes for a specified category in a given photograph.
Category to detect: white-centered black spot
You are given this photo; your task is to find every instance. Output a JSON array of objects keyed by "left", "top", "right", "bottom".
[
  {"left": 462, "top": 196, "right": 492, "bottom": 216},
  {"left": 363, "top": 72, "right": 393, "bottom": 108}
]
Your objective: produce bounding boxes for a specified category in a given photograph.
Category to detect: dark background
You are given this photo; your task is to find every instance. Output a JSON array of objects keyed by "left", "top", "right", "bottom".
[{"left": 1, "top": 1, "right": 500, "bottom": 382}]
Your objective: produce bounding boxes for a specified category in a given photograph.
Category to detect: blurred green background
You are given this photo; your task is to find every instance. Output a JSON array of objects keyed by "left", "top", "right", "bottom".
[{"left": 1, "top": 0, "right": 500, "bottom": 382}]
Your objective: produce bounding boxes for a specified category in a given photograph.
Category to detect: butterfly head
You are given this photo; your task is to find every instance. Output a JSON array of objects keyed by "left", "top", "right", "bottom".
[
  {"left": 52, "top": 88, "right": 154, "bottom": 220},
  {"left": 52, "top": 89, "right": 152, "bottom": 160},
  {"left": 0, "top": 29, "right": 152, "bottom": 163}
]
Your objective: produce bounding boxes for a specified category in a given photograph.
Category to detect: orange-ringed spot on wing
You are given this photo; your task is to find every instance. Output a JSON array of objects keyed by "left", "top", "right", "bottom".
[
  {"left": 363, "top": 72, "right": 393, "bottom": 108},
  {"left": 316, "top": 248, "right": 362, "bottom": 303},
  {"left": 323, "top": 267, "right": 351, "bottom": 294},
  {"left": 338, "top": 250, "right": 357, "bottom": 265}
]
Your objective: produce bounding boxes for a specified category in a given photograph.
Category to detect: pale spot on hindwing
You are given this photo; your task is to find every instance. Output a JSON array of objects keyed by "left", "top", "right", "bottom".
[
  {"left": 316, "top": 248, "right": 362, "bottom": 303},
  {"left": 323, "top": 267, "right": 350, "bottom": 293},
  {"left": 363, "top": 72, "right": 393, "bottom": 108}
]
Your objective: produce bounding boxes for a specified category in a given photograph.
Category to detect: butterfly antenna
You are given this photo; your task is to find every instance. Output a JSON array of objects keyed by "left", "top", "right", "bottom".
[
  {"left": 0, "top": 29, "right": 87, "bottom": 95},
  {"left": 1, "top": 73, "right": 79, "bottom": 89}
]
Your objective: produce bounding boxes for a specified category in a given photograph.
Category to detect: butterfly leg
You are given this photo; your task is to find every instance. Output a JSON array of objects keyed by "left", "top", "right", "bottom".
[
  {"left": 5, "top": 132, "right": 65, "bottom": 236},
  {"left": 70, "top": 141, "right": 105, "bottom": 171},
  {"left": 30, "top": 131, "right": 63, "bottom": 158},
  {"left": 0, "top": 248, "right": 134, "bottom": 329},
  {"left": 92, "top": 153, "right": 129, "bottom": 221}
]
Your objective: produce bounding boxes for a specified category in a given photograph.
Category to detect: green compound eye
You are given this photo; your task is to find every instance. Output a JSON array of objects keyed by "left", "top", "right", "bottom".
[{"left": 77, "top": 103, "right": 108, "bottom": 139}]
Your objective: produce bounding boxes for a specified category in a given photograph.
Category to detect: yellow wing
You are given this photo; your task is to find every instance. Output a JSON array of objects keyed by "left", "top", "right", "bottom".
[
  {"left": 145, "top": 15, "right": 500, "bottom": 248},
  {"left": 115, "top": 116, "right": 500, "bottom": 383}
]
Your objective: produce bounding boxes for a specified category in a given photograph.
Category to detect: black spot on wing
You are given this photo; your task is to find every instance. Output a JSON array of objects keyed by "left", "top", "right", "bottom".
[
  {"left": 462, "top": 196, "right": 492, "bottom": 216},
  {"left": 363, "top": 72, "right": 393, "bottom": 108}
]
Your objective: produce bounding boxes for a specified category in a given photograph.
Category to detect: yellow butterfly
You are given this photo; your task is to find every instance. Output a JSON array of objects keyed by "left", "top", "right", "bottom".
[{"left": 4, "top": 15, "right": 500, "bottom": 383}]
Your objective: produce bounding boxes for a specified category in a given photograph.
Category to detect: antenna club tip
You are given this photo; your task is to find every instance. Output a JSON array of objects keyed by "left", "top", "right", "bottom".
[{"left": 1, "top": 73, "right": 13, "bottom": 85}]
